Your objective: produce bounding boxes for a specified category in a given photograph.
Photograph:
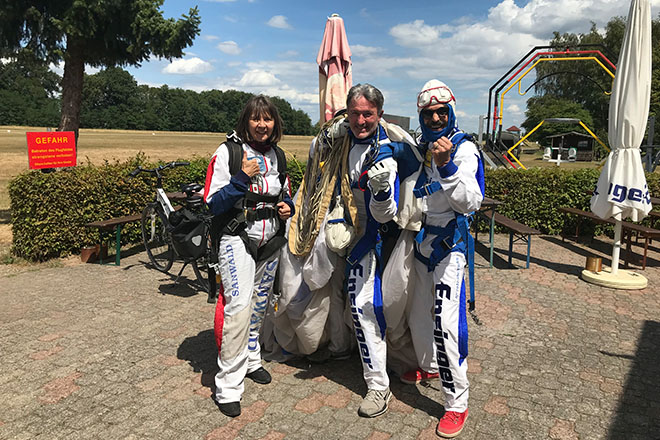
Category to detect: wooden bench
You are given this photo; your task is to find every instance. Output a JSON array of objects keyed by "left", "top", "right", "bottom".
[
  {"left": 477, "top": 211, "right": 541, "bottom": 268},
  {"left": 85, "top": 214, "right": 141, "bottom": 265},
  {"left": 559, "top": 207, "right": 660, "bottom": 269}
]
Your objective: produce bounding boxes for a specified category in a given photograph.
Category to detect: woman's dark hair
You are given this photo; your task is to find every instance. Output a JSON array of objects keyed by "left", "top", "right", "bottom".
[{"left": 235, "top": 95, "right": 284, "bottom": 144}]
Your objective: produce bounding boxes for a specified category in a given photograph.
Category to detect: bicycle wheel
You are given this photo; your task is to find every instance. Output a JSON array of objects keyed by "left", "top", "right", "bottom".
[{"left": 141, "top": 203, "right": 174, "bottom": 272}]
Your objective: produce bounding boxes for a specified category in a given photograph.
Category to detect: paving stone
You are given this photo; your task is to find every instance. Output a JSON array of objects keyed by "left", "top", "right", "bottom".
[{"left": 1, "top": 234, "right": 660, "bottom": 438}]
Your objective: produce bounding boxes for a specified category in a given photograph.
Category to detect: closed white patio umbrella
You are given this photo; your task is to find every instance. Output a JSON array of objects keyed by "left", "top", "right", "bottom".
[{"left": 586, "top": 0, "right": 652, "bottom": 289}]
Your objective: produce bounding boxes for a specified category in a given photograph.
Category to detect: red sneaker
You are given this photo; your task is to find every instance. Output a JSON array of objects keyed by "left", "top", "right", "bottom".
[
  {"left": 400, "top": 368, "right": 439, "bottom": 384},
  {"left": 436, "top": 409, "right": 468, "bottom": 438}
]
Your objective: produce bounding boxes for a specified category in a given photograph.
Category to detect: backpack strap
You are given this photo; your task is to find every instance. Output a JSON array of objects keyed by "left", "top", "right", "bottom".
[
  {"left": 272, "top": 144, "right": 287, "bottom": 188},
  {"left": 225, "top": 138, "right": 243, "bottom": 177}
]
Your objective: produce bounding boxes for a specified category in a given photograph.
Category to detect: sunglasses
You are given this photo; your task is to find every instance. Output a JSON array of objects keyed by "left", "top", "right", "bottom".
[
  {"left": 421, "top": 107, "right": 449, "bottom": 119},
  {"left": 417, "top": 86, "right": 455, "bottom": 108}
]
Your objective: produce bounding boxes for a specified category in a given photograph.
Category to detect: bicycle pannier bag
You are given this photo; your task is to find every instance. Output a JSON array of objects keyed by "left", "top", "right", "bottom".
[{"left": 169, "top": 209, "right": 207, "bottom": 259}]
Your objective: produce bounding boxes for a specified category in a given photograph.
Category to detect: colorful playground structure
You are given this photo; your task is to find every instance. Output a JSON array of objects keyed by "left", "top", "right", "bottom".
[{"left": 483, "top": 44, "right": 616, "bottom": 168}]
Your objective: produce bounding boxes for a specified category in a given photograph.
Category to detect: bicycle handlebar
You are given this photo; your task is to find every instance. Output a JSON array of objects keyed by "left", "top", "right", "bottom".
[{"left": 128, "top": 161, "right": 190, "bottom": 177}]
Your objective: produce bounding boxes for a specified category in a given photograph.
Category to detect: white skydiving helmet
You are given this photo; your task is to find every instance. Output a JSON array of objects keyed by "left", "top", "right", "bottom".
[{"left": 416, "top": 79, "right": 456, "bottom": 113}]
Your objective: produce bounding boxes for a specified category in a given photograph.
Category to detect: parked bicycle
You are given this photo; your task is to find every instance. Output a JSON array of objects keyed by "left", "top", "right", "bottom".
[{"left": 129, "top": 162, "right": 219, "bottom": 303}]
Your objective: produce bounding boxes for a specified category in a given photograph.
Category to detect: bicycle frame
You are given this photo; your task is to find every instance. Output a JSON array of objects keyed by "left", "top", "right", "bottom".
[
  {"left": 156, "top": 188, "right": 175, "bottom": 218},
  {"left": 130, "top": 161, "right": 219, "bottom": 302}
]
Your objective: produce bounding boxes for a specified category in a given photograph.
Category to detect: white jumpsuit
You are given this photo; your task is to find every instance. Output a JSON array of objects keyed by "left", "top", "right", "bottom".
[
  {"left": 204, "top": 137, "right": 290, "bottom": 405},
  {"left": 344, "top": 128, "right": 399, "bottom": 392},
  {"left": 409, "top": 136, "right": 483, "bottom": 412}
]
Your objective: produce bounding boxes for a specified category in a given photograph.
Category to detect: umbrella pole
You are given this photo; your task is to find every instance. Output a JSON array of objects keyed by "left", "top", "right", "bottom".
[{"left": 611, "top": 220, "right": 622, "bottom": 275}]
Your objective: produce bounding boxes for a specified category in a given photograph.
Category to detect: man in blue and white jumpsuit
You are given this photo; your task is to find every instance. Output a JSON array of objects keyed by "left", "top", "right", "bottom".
[
  {"left": 409, "top": 80, "right": 484, "bottom": 438},
  {"left": 338, "top": 83, "right": 403, "bottom": 418}
]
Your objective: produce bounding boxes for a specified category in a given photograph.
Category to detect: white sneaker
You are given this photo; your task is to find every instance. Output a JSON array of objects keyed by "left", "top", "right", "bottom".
[{"left": 357, "top": 388, "right": 392, "bottom": 418}]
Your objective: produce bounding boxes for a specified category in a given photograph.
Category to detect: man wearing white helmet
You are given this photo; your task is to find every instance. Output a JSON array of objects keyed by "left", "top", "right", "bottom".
[{"left": 405, "top": 79, "right": 484, "bottom": 438}]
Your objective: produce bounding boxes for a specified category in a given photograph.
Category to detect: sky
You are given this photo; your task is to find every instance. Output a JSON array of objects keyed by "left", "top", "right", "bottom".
[{"left": 116, "top": 0, "right": 660, "bottom": 135}]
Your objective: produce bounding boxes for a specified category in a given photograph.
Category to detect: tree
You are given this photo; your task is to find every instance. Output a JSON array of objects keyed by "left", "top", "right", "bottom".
[
  {"left": 80, "top": 67, "right": 142, "bottom": 129},
  {"left": 0, "top": 0, "right": 200, "bottom": 136},
  {"left": 532, "top": 23, "right": 616, "bottom": 132},
  {"left": 75, "top": 67, "right": 315, "bottom": 134},
  {"left": 530, "top": 14, "right": 660, "bottom": 142},
  {"left": 0, "top": 49, "right": 60, "bottom": 126},
  {"left": 522, "top": 95, "right": 595, "bottom": 146}
]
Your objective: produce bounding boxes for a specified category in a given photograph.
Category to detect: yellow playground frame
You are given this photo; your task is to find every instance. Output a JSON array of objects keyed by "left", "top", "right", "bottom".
[{"left": 507, "top": 118, "right": 609, "bottom": 169}]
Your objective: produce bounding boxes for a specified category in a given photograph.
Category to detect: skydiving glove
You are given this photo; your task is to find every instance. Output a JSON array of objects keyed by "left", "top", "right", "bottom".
[
  {"left": 367, "top": 158, "right": 395, "bottom": 195},
  {"left": 326, "top": 119, "right": 349, "bottom": 139}
]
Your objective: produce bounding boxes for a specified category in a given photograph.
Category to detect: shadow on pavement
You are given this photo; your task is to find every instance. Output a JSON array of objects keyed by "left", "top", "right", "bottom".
[
  {"left": 606, "top": 320, "right": 660, "bottom": 439},
  {"left": 177, "top": 329, "right": 218, "bottom": 389},
  {"left": 290, "top": 356, "right": 445, "bottom": 418}
]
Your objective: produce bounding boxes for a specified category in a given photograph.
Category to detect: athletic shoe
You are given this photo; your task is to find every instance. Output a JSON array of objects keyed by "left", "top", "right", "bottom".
[
  {"left": 306, "top": 346, "right": 352, "bottom": 363},
  {"left": 246, "top": 367, "right": 271, "bottom": 384},
  {"left": 357, "top": 388, "right": 392, "bottom": 418},
  {"left": 436, "top": 409, "right": 468, "bottom": 438},
  {"left": 400, "top": 368, "right": 440, "bottom": 385},
  {"left": 213, "top": 397, "right": 241, "bottom": 418}
]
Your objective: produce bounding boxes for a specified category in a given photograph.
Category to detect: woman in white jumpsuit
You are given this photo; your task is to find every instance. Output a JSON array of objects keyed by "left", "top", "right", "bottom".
[{"left": 203, "top": 95, "right": 294, "bottom": 418}]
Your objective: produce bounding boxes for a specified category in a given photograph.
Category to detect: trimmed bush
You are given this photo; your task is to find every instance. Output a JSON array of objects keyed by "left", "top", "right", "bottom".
[
  {"left": 484, "top": 167, "right": 660, "bottom": 235},
  {"left": 9, "top": 158, "right": 656, "bottom": 262},
  {"left": 9, "top": 154, "right": 304, "bottom": 262}
]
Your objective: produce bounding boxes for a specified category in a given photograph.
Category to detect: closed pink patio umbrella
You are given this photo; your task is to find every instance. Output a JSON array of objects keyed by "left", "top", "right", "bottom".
[{"left": 317, "top": 14, "right": 352, "bottom": 122}]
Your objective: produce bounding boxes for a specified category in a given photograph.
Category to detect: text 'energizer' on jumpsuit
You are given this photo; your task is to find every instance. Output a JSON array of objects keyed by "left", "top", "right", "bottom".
[{"left": 203, "top": 131, "right": 294, "bottom": 405}]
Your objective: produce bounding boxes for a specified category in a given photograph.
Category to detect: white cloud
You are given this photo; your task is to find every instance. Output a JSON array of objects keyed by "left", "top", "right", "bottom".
[
  {"left": 224, "top": 16, "right": 238, "bottom": 23},
  {"left": 201, "top": 35, "right": 219, "bottom": 41},
  {"left": 48, "top": 61, "right": 99, "bottom": 76},
  {"left": 237, "top": 69, "right": 281, "bottom": 87},
  {"left": 351, "top": 45, "right": 385, "bottom": 58},
  {"left": 163, "top": 57, "right": 213, "bottom": 75},
  {"left": 267, "top": 15, "right": 292, "bottom": 29},
  {"left": 486, "top": 0, "right": 631, "bottom": 39},
  {"left": 278, "top": 50, "right": 299, "bottom": 58},
  {"left": 389, "top": 20, "right": 452, "bottom": 47},
  {"left": 217, "top": 41, "right": 241, "bottom": 55}
]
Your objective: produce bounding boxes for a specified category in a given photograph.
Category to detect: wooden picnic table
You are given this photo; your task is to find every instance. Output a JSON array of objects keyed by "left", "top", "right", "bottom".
[{"left": 480, "top": 196, "right": 503, "bottom": 268}]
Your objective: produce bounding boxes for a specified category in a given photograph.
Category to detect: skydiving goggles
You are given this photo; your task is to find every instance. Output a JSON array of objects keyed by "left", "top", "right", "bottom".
[{"left": 417, "top": 85, "right": 455, "bottom": 109}]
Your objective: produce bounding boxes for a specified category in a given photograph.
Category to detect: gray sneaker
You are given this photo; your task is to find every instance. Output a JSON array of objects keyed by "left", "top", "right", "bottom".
[{"left": 358, "top": 388, "right": 392, "bottom": 418}]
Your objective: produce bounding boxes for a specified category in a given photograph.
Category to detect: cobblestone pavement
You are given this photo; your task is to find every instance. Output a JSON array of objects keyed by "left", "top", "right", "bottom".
[{"left": 1, "top": 234, "right": 659, "bottom": 440}]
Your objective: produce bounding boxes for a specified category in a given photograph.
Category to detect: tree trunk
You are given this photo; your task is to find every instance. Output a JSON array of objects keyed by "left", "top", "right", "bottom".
[{"left": 58, "top": 37, "right": 85, "bottom": 140}]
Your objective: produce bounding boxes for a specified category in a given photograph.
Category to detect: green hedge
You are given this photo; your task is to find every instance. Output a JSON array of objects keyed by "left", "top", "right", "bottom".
[
  {"left": 483, "top": 167, "right": 660, "bottom": 235},
  {"left": 9, "top": 154, "right": 304, "bottom": 261},
  {"left": 9, "top": 160, "right": 658, "bottom": 262}
]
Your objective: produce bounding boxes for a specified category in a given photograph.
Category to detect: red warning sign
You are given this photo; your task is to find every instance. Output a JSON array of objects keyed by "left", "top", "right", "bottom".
[{"left": 26, "top": 132, "right": 77, "bottom": 169}]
